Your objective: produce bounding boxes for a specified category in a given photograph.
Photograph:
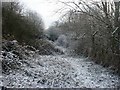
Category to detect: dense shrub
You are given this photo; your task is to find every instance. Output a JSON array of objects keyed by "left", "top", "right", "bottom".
[
  {"left": 52, "top": 1, "right": 120, "bottom": 74},
  {"left": 2, "top": 2, "right": 44, "bottom": 45},
  {"left": 2, "top": 2, "right": 63, "bottom": 56}
]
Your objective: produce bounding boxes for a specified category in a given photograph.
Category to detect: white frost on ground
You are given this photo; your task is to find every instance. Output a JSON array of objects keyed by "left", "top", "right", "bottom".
[{"left": 1, "top": 55, "right": 120, "bottom": 88}]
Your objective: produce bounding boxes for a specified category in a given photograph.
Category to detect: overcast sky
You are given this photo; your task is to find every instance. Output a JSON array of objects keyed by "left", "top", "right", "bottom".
[
  {"left": 20, "top": 0, "right": 113, "bottom": 29},
  {"left": 20, "top": 0, "right": 69, "bottom": 29}
]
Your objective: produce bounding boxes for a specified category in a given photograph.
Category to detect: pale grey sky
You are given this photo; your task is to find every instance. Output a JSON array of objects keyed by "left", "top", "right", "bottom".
[
  {"left": 20, "top": 0, "right": 113, "bottom": 29},
  {"left": 20, "top": 0, "right": 68, "bottom": 29}
]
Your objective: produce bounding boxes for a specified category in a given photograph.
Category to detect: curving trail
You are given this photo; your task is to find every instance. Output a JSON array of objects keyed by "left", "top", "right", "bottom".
[{"left": 2, "top": 55, "right": 120, "bottom": 88}]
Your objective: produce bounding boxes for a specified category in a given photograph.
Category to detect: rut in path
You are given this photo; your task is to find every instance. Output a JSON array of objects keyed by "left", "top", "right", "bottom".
[{"left": 3, "top": 55, "right": 120, "bottom": 88}]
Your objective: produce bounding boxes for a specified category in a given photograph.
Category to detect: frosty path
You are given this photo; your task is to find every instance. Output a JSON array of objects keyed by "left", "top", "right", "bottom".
[{"left": 3, "top": 55, "right": 120, "bottom": 88}]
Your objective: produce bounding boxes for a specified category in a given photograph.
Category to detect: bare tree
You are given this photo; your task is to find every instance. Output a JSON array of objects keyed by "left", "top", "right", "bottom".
[{"left": 55, "top": 0, "right": 120, "bottom": 73}]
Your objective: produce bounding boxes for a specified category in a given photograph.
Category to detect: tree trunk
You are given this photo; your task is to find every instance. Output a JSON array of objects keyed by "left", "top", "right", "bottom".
[{"left": 113, "top": 1, "right": 120, "bottom": 55}]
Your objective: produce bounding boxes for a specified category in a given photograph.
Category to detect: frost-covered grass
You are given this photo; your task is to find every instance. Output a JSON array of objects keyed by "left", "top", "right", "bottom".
[{"left": 1, "top": 55, "right": 120, "bottom": 88}]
